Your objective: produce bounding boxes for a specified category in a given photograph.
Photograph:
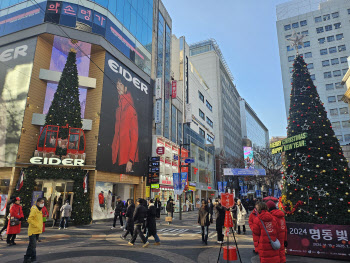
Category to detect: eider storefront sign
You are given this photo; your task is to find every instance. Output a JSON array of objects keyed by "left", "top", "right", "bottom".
[{"left": 30, "top": 157, "right": 85, "bottom": 166}]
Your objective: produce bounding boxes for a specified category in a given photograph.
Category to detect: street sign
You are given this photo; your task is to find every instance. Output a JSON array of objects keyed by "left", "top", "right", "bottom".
[
  {"left": 185, "top": 158, "right": 194, "bottom": 163},
  {"left": 221, "top": 193, "right": 235, "bottom": 208},
  {"left": 150, "top": 156, "right": 160, "bottom": 162},
  {"left": 156, "top": 147, "right": 165, "bottom": 155}
]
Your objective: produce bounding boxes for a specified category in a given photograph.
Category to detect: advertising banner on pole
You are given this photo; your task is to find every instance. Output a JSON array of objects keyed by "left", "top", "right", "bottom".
[
  {"left": 173, "top": 173, "right": 181, "bottom": 196},
  {"left": 223, "top": 181, "right": 227, "bottom": 192},
  {"left": 218, "top": 182, "right": 223, "bottom": 193},
  {"left": 180, "top": 172, "right": 187, "bottom": 192},
  {"left": 286, "top": 222, "right": 350, "bottom": 260}
]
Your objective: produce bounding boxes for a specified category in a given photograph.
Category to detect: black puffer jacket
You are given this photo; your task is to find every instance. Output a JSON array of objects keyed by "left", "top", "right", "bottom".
[
  {"left": 214, "top": 204, "right": 225, "bottom": 226},
  {"left": 198, "top": 206, "right": 210, "bottom": 226},
  {"left": 115, "top": 200, "right": 125, "bottom": 215},
  {"left": 125, "top": 203, "right": 135, "bottom": 231},
  {"left": 147, "top": 204, "right": 157, "bottom": 236},
  {"left": 133, "top": 204, "right": 147, "bottom": 225}
]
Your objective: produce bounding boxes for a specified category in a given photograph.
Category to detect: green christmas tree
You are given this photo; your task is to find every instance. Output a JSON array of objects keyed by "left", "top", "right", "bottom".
[
  {"left": 45, "top": 48, "right": 82, "bottom": 139},
  {"left": 283, "top": 53, "right": 350, "bottom": 225}
]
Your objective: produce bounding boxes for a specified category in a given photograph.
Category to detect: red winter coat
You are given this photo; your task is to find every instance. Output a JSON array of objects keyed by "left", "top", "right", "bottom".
[
  {"left": 111, "top": 92, "right": 139, "bottom": 166},
  {"left": 42, "top": 206, "right": 49, "bottom": 232},
  {"left": 98, "top": 193, "right": 104, "bottom": 205},
  {"left": 249, "top": 209, "right": 259, "bottom": 253},
  {"left": 253, "top": 210, "right": 280, "bottom": 263},
  {"left": 270, "top": 209, "right": 287, "bottom": 263},
  {"left": 7, "top": 203, "right": 24, "bottom": 234}
]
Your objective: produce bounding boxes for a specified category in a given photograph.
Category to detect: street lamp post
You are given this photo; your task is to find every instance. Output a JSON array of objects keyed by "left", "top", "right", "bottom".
[{"left": 179, "top": 143, "right": 190, "bottom": 220}]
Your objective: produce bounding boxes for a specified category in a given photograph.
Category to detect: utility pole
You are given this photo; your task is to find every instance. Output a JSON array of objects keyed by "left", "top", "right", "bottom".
[{"left": 179, "top": 143, "right": 190, "bottom": 220}]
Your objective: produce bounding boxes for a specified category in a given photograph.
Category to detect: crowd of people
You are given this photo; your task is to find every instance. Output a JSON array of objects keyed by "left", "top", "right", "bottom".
[{"left": 0, "top": 194, "right": 287, "bottom": 263}]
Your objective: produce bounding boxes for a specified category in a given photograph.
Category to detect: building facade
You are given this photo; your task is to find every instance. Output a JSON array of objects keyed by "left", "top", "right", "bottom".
[
  {"left": 171, "top": 35, "right": 216, "bottom": 205},
  {"left": 276, "top": 0, "right": 350, "bottom": 145},
  {"left": 189, "top": 39, "right": 243, "bottom": 188},
  {"left": 0, "top": 0, "right": 166, "bottom": 221}
]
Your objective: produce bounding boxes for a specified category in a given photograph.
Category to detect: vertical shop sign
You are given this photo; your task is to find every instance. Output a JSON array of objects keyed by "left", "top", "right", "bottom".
[
  {"left": 171, "top": 80, "right": 177, "bottom": 99},
  {"left": 155, "top": 78, "right": 162, "bottom": 99}
]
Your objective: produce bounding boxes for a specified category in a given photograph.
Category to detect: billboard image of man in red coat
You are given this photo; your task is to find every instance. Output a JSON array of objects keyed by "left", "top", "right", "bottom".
[{"left": 111, "top": 79, "right": 139, "bottom": 173}]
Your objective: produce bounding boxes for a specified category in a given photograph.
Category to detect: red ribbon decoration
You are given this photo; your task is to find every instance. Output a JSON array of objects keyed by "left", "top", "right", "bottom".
[{"left": 278, "top": 196, "right": 304, "bottom": 215}]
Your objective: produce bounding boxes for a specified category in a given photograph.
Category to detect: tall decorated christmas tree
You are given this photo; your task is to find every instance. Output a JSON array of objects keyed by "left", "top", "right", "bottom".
[
  {"left": 45, "top": 47, "right": 82, "bottom": 138},
  {"left": 282, "top": 33, "right": 350, "bottom": 225}
]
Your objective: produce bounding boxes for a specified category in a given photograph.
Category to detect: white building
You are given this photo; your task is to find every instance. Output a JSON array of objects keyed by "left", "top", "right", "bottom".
[
  {"left": 276, "top": 0, "right": 350, "bottom": 144},
  {"left": 171, "top": 35, "right": 216, "bottom": 201}
]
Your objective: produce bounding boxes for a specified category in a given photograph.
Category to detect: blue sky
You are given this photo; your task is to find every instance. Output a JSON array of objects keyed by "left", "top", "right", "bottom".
[{"left": 162, "top": 0, "right": 292, "bottom": 137}]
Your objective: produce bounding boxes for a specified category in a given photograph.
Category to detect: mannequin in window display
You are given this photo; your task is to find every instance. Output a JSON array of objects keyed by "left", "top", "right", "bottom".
[{"left": 111, "top": 79, "right": 139, "bottom": 173}]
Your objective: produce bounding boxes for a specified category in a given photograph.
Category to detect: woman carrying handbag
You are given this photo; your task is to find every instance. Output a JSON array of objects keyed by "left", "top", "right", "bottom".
[{"left": 7, "top": 197, "right": 24, "bottom": 246}]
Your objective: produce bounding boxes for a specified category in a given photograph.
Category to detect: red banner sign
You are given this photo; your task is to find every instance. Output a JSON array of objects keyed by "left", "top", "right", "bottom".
[
  {"left": 171, "top": 80, "right": 177, "bottom": 98},
  {"left": 286, "top": 222, "right": 350, "bottom": 260},
  {"left": 221, "top": 193, "right": 234, "bottom": 208},
  {"left": 224, "top": 210, "right": 233, "bottom": 228}
]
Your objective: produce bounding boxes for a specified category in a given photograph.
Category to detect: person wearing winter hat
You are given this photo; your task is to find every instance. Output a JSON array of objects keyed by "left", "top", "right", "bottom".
[{"left": 266, "top": 200, "right": 287, "bottom": 263}]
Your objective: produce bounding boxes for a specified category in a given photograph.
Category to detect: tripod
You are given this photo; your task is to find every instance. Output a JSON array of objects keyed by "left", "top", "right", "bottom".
[{"left": 217, "top": 227, "right": 242, "bottom": 263}]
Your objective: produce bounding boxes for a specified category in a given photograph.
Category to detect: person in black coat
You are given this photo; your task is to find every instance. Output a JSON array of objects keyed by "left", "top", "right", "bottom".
[
  {"left": 207, "top": 198, "right": 214, "bottom": 221},
  {"left": 198, "top": 200, "right": 210, "bottom": 245},
  {"left": 129, "top": 198, "right": 149, "bottom": 247},
  {"left": 166, "top": 199, "right": 174, "bottom": 225},
  {"left": 214, "top": 198, "right": 226, "bottom": 244},
  {"left": 230, "top": 203, "right": 238, "bottom": 231},
  {"left": 111, "top": 196, "right": 125, "bottom": 229},
  {"left": 145, "top": 199, "right": 161, "bottom": 244},
  {"left": 154, "top": 198, "right": 161, "bottom": 219},
  {"left": 121, "top": 199, "right": 135, "bottom": 240}
]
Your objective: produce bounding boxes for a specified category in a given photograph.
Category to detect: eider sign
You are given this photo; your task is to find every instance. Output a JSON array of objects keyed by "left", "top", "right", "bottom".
[{"left": 30, "top": 157, "right": 85, "bottom": 166}]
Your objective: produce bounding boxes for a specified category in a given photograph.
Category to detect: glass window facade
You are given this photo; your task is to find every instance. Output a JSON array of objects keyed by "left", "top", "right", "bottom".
[
  {"left": 245, "top": 109, "right": 268, "bottom": 148},
  {"left": 171, "top": 105, "right": 177, "bottom": 143}
]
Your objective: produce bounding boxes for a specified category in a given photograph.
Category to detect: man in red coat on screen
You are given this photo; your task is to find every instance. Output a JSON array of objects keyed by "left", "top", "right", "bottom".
[{"left": 112, "top": 79, "right": 139, "bottom": 173}]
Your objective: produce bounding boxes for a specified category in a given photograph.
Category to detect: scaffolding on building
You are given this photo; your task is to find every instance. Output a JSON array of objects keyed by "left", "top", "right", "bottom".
[{"left": 276, "top": 0, "right": 328, "bottom": 20}]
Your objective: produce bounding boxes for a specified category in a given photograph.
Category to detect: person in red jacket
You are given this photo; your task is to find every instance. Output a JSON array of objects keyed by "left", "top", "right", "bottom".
[
  {"left": 111, "top": 79, "right": 139, "bottom": 173},
  {"left": 266, "top": 201, "right": 287, "bottom": 263},
  {"left": 249, "top": 203, "right": 259, "bottom": 254},
  {"left": 252, "top": 202, "right": 280, "bottom": 263},
  {"left": 98, "top": 191, "right": 105, "bottom": 210},
  {"left": 6, "top": 197, "right": 24, "bottom": 246}
]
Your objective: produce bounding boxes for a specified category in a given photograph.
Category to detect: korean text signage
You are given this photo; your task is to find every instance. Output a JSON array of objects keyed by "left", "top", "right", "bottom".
[
  {"left": 270, "top": 133, "right": 308, "bottom": 154},
  {"left": 221, "top": 193, "right": 234, "bottom": 208},
  {"left": 171, "top": 80, "right": 177, "bottom": 99},
  {"left": 224, "top": 168, "right": 266, "bottom": 176},
  {"left": 154, "top": 100, "right": 162, "bottom": 124},
  {"left": 155, "top": 78, "right": 162, "bottom": 99},
  {"left": 96, "top": 53, "right": 152, "bottom": 176},
  {"left": 286, "top": 222, "right": 350, "bottom": 260},
  {"left": 147, "top": 157, "right": 160, "bottom": 185}
]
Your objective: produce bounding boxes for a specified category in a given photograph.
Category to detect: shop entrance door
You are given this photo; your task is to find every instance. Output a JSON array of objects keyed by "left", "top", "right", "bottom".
[{"left": 34, "top": 180, "right": 74, "bottom": 219}]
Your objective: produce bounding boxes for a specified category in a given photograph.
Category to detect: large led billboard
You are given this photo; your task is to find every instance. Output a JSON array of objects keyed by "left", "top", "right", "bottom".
[
  {"left": 243, "top": 146, "right": 254, "bottom": 168},
  {"left": 96, "top": 52, "right": 152, "bottom": 176},
  {"left": 0, "top": 37, "right": 37, "bottom": 167}
]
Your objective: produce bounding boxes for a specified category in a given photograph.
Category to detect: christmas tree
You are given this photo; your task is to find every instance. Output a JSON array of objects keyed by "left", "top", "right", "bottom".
[
  {"left": 45, "top": 49, "right": 82, "bottom": 139},
  {"left": 283, "top": 37, "right": 350, "bottom": 225}
]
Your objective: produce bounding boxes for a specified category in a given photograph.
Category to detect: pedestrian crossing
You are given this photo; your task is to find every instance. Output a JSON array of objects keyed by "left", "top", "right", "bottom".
[{"left": 157, "top": 227, "right": 217, "bottom": 238}]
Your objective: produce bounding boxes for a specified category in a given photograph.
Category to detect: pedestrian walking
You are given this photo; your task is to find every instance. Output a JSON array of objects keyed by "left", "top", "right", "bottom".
[
  {"left": 37, "top": 202, "right": 48, "bottom": 242},
  {"left": 166, "top": 199, "right": 174, "bottom": 225},
  {"left": 249, "top": 203, "right": 259, "bottom": 254},
  {"left": 198, "top": 199, "right": 210, "bottom": 245},
  {"left": 230, "top": 203, "right": 237, "bottom": 232},
  {"left": 59, "top": 200, "right": 72, "bottom": 230},
  {"left": 207, "top": 198, "right": 214, "bottom": 221},
  {"left": 252, "top": 202, "right": 280, "bottom": 263},
  {"left": 111, "top": 196, "right": 125, "bottom": 229},
  {"left": 155, "top": 197, "right": 161, "bottom": 219},
  {"left": 98, "top": 191, "right": 105, "bottom": 211},
  {"left": 145, "top": 199, "right": 161, "bottom": 245},
  {"left": 128, "top": 198, "right": 149, "bottom": 247},
  {"left": 52, "top": 201, "right": 61, "bottom": 228},
  {"left": 236, "top": 199, "right": 247, "bottom": 234},
  {"left": 0, "top": 196, "right": 14, "bottom": 241},
  {"left": 7, "top": 197, "right": 24, "bottom": 246},
  {"left": 23, "top": 198, "right": 45, "bottom": 263},
  {"left": 214, "top": 198, "right": 225, "bottom": 244},
  {"left": 121, "top": 199, "right": 135, "bottom": 240},
  {"left": 267, "top": 201, "right": 287, "bottom": 263}
]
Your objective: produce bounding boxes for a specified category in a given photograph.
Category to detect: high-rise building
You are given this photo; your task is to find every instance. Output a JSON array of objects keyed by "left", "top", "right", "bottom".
[
  {"left": 0, "top": 0, "right": 164, "bottom": 221},
  {"left": 276, "top": 0, "right": 350, "bottom": 145},
  {"left": 189, "top": 39, "right": 243, "bottom": 185},
  {"left": 171, "top": 35, "right": 216, "bottom": 201},
  {"left": 239, "top": 98, "right": 269, "bottom": 149}
]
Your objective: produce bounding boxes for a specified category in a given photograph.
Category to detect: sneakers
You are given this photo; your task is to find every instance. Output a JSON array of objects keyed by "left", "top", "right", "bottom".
[
  {"left": 154, "top": 242, "right": 161, "bottom": 245},
  {"left": 120, "top": 235, "right": 126, "bottom": 240},
  {"left": 58, "top": 227, "right": 61, "bottom": 230},
  {"left": 217, "top": 241, "right": 224, "bottom": 244},
  {"left": 120, "top": 226, "right": 124, "bottom": 229},
  {"left": 111, "top": 227, "right": 116, "bottom": 230},
  {"left": 128, "top": 242, "right": 134, "bottom": 246},
  {"left": 64, "top": 227, "right": 67, "bottom": 230},
  {"left": 142, "top": 241, "right": 149, "bottom": 248}
]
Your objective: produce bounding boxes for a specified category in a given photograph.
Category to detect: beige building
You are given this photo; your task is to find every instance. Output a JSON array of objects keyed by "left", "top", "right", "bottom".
[{"left": 341, "top": 57, "right": 350, "bottom": 162}]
